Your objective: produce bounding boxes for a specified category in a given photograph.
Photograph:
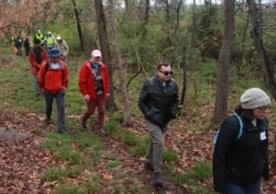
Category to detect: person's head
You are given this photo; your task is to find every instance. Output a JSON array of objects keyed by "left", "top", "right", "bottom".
[
  {"left": 41, "top": 43, "right": 47, "bottom": 49},
  {"left": 235, "top": 88, "right": 271, "bottom": 120},
  {"left": 57, "top": 36, "right": 62, "bottom": 43},
  {"left": 48, "top": 31, "right": 52, "bottom": 37},
  {"left": 157, "top": 62, "right": 173, "bottom": 83},
  {"left": 37, "top": 30, "right": 41, "bottom": 35},
  {"left": 49, "top": 48, "right": 62, "bottom": 64},
  {"left": 91, "top": 50, "right": 102, "bottom": 64},
  {"left": 34, "top": 38, "right": 41, "bottom": 48}
]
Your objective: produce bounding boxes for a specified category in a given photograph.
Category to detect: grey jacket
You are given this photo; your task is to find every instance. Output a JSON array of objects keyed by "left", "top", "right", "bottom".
[{"left": 137, "top": 75, "right": 179, "bottom": 128}]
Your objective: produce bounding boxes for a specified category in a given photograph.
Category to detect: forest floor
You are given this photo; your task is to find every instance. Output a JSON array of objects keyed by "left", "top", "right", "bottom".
[{"left": 0, "top": 47, "right": 276, "bottom": 194}]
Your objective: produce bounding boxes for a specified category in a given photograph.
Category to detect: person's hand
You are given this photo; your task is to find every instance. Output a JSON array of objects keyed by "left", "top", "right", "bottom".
[
  {"left": 106, "top": 93, "right": 110, "bottom": 99},
  {"left": 38, "top": 65, "right": 41, "bottom": 68},
  {"left": 84, "top": 94, "right": 90, "bottom": 103}
]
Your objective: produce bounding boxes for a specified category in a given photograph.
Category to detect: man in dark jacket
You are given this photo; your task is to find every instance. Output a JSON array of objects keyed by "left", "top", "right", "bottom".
[
  {"left": 14, "top": 36, "right": 23, "bottom": 56},
  {"left": 137, "top": 62, "right": 179, "bottom": 187},
  {"left": 24, "top": 37, "right": 31, "bottom": 56}
]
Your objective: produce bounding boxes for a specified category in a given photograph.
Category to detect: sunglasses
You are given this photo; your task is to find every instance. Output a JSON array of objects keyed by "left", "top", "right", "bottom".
[
  {"left": 159, "top": 70, "right": 173, "bottom": 76},
  {"left": 256, "top": 106, "right": 270, "bottom": 112}
]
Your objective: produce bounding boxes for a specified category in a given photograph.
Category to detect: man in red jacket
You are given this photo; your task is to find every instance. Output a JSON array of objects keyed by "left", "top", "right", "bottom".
[
  {"left": 79, "top": 50, "right": 109, "bottom": 137},
  {"left": 38, "top": 48, "right": 69, "bottom": 134},
  {"left": 29, "top": 39, "right": 48, "bottom": 97}
]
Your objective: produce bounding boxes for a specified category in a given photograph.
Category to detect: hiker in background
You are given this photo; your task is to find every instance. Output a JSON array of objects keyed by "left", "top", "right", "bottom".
[
  {"left": 42, "top": 31, "right": 56, "bottom": 54},
  {"left": 41, "top": 43, "right": 47, "bottom": 50},
  {"left": 29, "top": 38, "right": 48, "bottom": 97},
  {"left": 55, "top": 36, "right": 68, "bottom": 64},
  {"left": 14, "top": 36, "right": 23, "bottom": 56},
  {"left": 38, "top": 48, "right": 68, "bottom": 134},
  {"left": 24, "top": 37, "right": 31, "bottom": 56},
  {"left": 213, "top": 88, "right": 271, "bottom": 194},
  {"left": 137, "top": 62, "right": 179, "bottom": 188},
  {"left": 35, "top": 30, "right": 44, "bottom": 42},
  {"left": 79, "top": 50, "right": 109, "bottom": 137},
  {"left": 11, "top": 35, "right": 17, "bottom": 55}
]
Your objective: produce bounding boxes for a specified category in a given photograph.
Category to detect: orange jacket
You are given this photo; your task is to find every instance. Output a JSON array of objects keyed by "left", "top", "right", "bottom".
[
  {"left": 28, "top": 47, "right": 48, "bottom": 74},
  {"left": 37, "top": 59, "right": 69, "bottom": 94},
  {"left": 79, "top": 60, "right": 109, "bottom": 100}
]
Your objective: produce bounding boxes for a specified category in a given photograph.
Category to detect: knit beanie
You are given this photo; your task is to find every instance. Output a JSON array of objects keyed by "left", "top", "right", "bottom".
[{"left": 240, "top": 88, "right": 271, "bottom": 109}]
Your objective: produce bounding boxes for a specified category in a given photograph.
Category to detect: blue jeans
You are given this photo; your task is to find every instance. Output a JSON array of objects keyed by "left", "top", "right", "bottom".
[{"left": 225, "top": 179, "right": 261, "bottom": 194}]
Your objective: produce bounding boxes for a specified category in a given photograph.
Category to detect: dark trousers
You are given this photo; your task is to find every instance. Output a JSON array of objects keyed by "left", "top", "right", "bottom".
[
  {"left": 43, "top": 88, "right": 66, "bottom": 130},
  {"left": 83, "top": 93, "right": 105, "bottom": 129},
  {"left": 25, "top": 48, "right": 30, "bottom": 56},
  {"left": 225, "top": 179, "right": 261, "bottom": 194}
]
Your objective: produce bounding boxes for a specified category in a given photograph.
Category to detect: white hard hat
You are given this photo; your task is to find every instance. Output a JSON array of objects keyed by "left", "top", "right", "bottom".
[
  {"left": 57, "top": 36, "right": 62, "bottom": 40},
  {"left": 48, "top": 31, "right": 51, "bottom": 35},
  {"left": 38, "top": 30, "right": 41, "bottom": 33}
]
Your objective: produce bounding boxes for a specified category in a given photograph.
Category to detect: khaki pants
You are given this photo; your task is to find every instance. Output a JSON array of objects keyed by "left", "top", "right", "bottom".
[{"left": 145, "top": 119, "right": 167, "bottom": 173}]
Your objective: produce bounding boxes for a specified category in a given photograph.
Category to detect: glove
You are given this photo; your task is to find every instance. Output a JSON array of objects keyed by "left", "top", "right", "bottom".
[{"left": 84, "top": 94, "right": 90, "bottom": 103}]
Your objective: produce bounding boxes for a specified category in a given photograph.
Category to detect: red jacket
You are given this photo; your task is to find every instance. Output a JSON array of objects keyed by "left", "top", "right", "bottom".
[
  {"left": 37, "top": 59, "right": 69, "bottom": 94},
  {"left": 28, "top": 47, "right": 48, "bottom": 74},
  {"left": 79, "top": 60, "right": 109, "bottom": 100}
]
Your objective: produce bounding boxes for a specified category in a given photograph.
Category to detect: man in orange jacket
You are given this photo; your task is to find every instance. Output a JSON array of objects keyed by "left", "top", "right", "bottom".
[
  {"left": 29, "top": 39, "right": 48, "bottom": 97},
  {"left": 79, "top": 50, "right": 109, "bottom": 136},
  {"left": 38, "top": 48, "right": 69, "bottom": 134}
]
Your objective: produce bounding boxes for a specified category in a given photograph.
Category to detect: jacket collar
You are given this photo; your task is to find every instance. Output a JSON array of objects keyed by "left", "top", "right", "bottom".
[
  {"left": 243, "top": 118, "right": 267, "bottom": 131},
  {"left": 154, "top": 75, "right": 172, "bottom": 86},
  {"left": 85, "top": 60, "right": 103, "bottom": 71}
]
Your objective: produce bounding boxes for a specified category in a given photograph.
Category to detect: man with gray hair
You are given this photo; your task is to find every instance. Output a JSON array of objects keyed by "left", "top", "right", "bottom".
[{"left": 137, "top": 62, "right": 179, "bottom": 187}]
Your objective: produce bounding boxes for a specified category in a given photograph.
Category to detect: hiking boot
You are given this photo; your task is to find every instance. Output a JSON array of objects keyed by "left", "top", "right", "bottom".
[
  {"left": 59, "top": 128, "right": 68, "bottom": 135},
  {"left": 144, "top": 162, "right": 154, "bottom": 171},
  {"left": 46, "top": 115, "right": 51, "bottom": 125},
  {"left": 80, "top": 115, "right": 87, "bottom": 129},
  {"left": 96, "top": 128, "right": 108, "bottom": 137},
  {"left": 36, "top": 94, "right": 41, "bottom": 98},
  {"left": 154, "top": 172, "right": 163, "bottom": 187}
]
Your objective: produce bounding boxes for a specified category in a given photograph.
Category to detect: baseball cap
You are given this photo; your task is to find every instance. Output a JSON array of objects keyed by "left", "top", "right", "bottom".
[{"left": 91, "top": 50, "right": 102, "bottom": 57}]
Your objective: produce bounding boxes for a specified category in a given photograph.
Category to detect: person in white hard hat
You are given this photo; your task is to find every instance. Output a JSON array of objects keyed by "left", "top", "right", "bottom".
[
  {"left": 42, "top": 31, "right": 56, "bottom": 54},
  {"left": 55, "top": 36, "right": 69, "bottom": 64}
]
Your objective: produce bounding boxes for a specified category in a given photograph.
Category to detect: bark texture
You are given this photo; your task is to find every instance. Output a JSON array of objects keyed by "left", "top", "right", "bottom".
[
  {"left": 94, "top": 0, "right": 116, "bottom": 109},
  {"left": 213, "top": 0, "right": 235, "bottom": 123},
  {"left": 108, "top": 0, "right": 132, "bottom": 127}
]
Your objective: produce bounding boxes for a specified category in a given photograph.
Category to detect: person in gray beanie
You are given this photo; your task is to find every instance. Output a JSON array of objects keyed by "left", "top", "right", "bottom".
[{"left": 213, "top": 88, "right": 271, "bottom": 194}]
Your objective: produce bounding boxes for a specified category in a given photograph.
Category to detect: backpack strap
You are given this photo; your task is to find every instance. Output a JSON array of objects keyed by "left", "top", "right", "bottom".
[
  {"left": 234, "top": 113, "right": 243, "bottom": 140},
  {"left": 42, "top": 60, "right": 50, "bottom": 87}
]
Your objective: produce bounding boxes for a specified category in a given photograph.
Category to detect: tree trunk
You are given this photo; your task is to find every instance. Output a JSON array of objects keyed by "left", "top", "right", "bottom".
[
  {"left": 190, "top": 0, "right": 196, "bottom": 56},
  {"left": 71, "top": 0, "right": 84, "bottom": 52},
  {"left": 213, "top": 0, "right": 235, "bottom": 123},
  {"left": 170, "top": 0, "right": 183, "bottom": 69},
  {"left": 94, "top": 0, "right": 116, "bottom": 110},
  {"left": 108, "top": 0, "right": 132, "bottom": 127},
  {"left": 180, "top": 46, "right": 187, "bottom": 106},
  {"left": 246, "top": 0, "right": 276, "bottom": 100}
]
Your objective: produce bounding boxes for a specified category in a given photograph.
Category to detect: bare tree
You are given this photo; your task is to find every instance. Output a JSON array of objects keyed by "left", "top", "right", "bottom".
[
  {"left": 213, "top": 0, "right": 235, "bottom": 123},
  {"left": 108, "top": 0, "right": 132, "bottom": 127},
  {"left": 180, "top": 46, "right": 187, "bottom": 106},
  {"left": 246, "top": 0, "right": 276, "bottom": 100},
  {"left": 190, "top": 0, "right": 196, "bottom": 56},
  {"left": 71, "top": 0, "right": 84, "bottom": 52},
  {"left": 94, "top": 0, "right": 116, "bottom": 110}
]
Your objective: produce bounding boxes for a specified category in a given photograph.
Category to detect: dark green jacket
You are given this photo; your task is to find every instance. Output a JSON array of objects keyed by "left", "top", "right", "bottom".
[
  {"left": 137, "top": 75, "right": 179, "bottom": 128},
  {"left": 213, "top": 115, "right": 269, "bottom": 193}
]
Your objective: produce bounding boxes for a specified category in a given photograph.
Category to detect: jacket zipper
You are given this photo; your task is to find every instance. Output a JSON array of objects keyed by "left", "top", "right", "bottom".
[{"left": 252, "top": 133, "right": 258, "bottom": 184}]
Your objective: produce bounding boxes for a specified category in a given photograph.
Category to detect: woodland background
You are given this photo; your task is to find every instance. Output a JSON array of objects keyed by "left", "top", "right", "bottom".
[{"left": 0, "top": 0, "right": 276, "bottom": 193}]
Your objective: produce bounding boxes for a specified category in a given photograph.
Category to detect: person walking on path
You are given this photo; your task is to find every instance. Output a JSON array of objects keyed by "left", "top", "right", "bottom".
[
  {"left": 35, "top": 30, "right": 44, "bottom": 42},
  {"left": 29, "top": 38, "right": 48, "bottom": 97},
  {"left": 42, "top": 31, "right": 56, "bottom": 54},
  {"left": 213, "top": 88, "right": 271, "bottom": 194},
  {"left": 137, "top": 62, "right": 179, "bottom": 187},
  {"left": 24, "top": 37, "right": 31, "bottom": 56},
  {"left": 38, "top": 48, "right": 69, "bottom": 134},
  {"left": 14, "top": 36, "right": 23, "bottom": 56},
  {"left": 55, "top": 36, "right": 68, "bottom": 64},
  {"left": 79, "top": 50, "right": 110, "bottom": 137}
]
